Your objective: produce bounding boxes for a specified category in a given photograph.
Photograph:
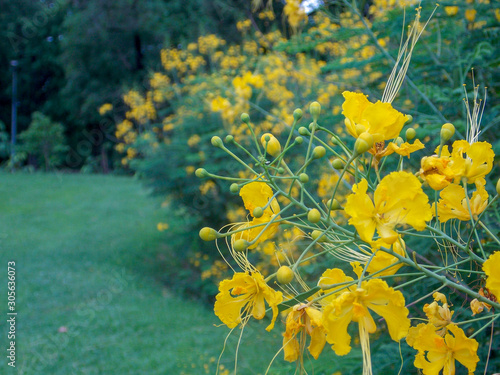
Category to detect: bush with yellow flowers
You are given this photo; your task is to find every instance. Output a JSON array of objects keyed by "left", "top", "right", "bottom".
[{"left": 197, "top": 4, "right": 500, "bottom": 375}]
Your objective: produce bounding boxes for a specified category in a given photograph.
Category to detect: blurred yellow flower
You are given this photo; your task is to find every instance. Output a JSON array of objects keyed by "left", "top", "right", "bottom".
[
  {"left": 345, "top": 172, "right": 432, "bottom": 245},
  {"left": 465, "top": 9, "right": 477, "bottom": 22},
  {"left": 214, "top": 272, "right": 283, "bottom": 331},
  {"left": 444, "top": 6, "right": 459, "bottom": 16},
  {"left": 419, "top": 155, "right": 455, "bottom": 190},
  {"left": 98, "top": 103, "right": 113, "bottom": 116}
]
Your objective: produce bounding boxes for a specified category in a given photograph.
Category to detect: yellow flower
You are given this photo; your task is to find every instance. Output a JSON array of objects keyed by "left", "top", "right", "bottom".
[
  {"left": 470, "top": 288, "right": 491, "bottom": 316},
  {"left": 317, "top": 268, "right": 355, "bottom": 305},
  {"left": 214, "top": 272, "right": 283, "bottom": 331},
  {"left": 418, "top": 155, "right": 455, "bottom": 190},
  {"left": 435, "top": 181, "right": 488, "bottom": 222},
  {"left": 98, "top": 103, "right": 113, "bottom": 116},
  {"left": 344, "top": 172, "right": 433, "bottom": 245},
  {"left": 322, "top": 279, "right": 410, "bottom": 374},
  {"left": 366, "top": 238, "right": 406, "bottom": 276},
  {"left": 422, "top": 292, "right": 453, "bottom": 335},
  {"left": 444, "top": 6, "right": 459, "bottom": 16},
  {"left": 448, "top": 140, "right": 494, "bottom": 184},
  {"left": 465, "top": 9, "right": 477, "bottom": 22},
  {"left": 410, "top": 323, "right": 479, "bottom": 375},
  {"left": 483, "top": 251, "right": 500, "bottom": 300},
  {"left": 385, "top": 139, "right": 425, "bottom": 157},
  {"left": 342, "top": 91, "right": 409, "bottom": 142},
  {"left": 283, "top": 304, "right": 326, "bottom": 362},
  {"left": 232, "top": 182, "right": 280, "bottom": 249}
]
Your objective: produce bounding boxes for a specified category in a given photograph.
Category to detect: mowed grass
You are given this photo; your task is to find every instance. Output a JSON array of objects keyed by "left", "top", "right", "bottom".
[{"left": 0, "top": 172, "right": 290, "bottom": 375}]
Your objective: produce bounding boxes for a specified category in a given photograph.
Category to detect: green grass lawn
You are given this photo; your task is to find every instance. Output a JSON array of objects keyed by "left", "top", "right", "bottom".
[{"left": 0, "top": 172, "right": 292, "bottom": 375}]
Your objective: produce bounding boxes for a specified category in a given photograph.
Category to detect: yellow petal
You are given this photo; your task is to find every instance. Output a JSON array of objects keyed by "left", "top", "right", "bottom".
[
  {"left": 322, "top": 296, "right": 354, "bottom": 355},
  {"left": 483, "top": 252, "right": 500, "bottom": 300},
  {"left": 308, "top": 326, "right": 326, "bottom": 359}
]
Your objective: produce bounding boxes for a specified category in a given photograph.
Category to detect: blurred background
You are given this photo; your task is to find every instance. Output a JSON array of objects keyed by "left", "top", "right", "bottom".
[{"left": 0, "top": 0, "right": 499, "bottom": 374}]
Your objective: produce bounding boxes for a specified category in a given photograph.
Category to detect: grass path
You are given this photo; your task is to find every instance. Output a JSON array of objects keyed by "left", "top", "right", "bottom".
[{"left": 0, "top": 173, "right": 285, "bottom": 375}]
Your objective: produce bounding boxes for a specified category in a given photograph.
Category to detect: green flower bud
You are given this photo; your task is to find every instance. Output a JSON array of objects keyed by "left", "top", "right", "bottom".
[
  {"left": 195, "top": 168, "right": 209, "bottom": 178},
  {"left": 241, "top": 113, "right": 250, "bottom": 123},
  {"left": 331, "top": 136, "right": 338, "bottom": 145},
  {"left": 293, "top": 108, "right": 303, "bottom": 120},
  {"left": 309, "top": 122, "right": 317, "bottom": 132},
  {"left": 295, "top": 136, "right": 303, "bottom": 145},
  {"left": 440, "top": 123, "right": 455, "bottom": 142},
  {"left": 299, "top": 173, "right": 309, "bottom": 183},
  {"left": 225, "top": 135, "right": 234, "bottom": 143},
  {"left": 308, "top": 208, "right": 321, "bottom": 223},
  {"left": 253, "top": 207, "right": 264, "bottom": 218},
  {"left": 211, "top": 136, "right": 223, "bottom": 148},
  {"left": 496, "top": 178, "right": 500, "bottom": 196},
  {"left": 332, "top": 158, "right": 343, "bottom": 170},
  {"left": 199, "top": 227, "right": 218, "bottom": 241},
  {"left": 311, "top": 230, "right": 327, "bottom": 242},
  {"left": 354, "top": 132, "right": 374, "bottom": 155},
  {"left": 312, "top": 146, "right": 326, "bottom": 159},
  {"left": 278, "top": 167, "right": 285, "bottom": 174},
  {"left": 404, "top": 115, "right": 413, "bottom": 125},
  {"left": 276, "top": 265, "right": 294, "bottom": 284},
  {"left": 230, "top": 183, "right": 239, "bottom": 194},
  {"left": 233, "top": 239, "right": 249, "bottom": 252},
  {"left": 406, "top": 128, "right": 416, "bottom": 141},
  {"left": 309, "top": 101, "right": 321, "bottom": 122},
  {"left": 395, "top": 137, "right": 404, "bottom": 146},
  {"left": 326, "top": 198, "right": 341, "bottom": 211},
  {"left": 298, "top": 126, "right": 309, "bottom": 136}
]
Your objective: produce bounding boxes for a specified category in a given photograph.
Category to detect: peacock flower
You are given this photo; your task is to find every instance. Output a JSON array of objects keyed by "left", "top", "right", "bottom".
[
  {"left": 342, "top": 91, "right": 410, "bottom": 143},
  {"left": 418, "top": 154, "right": 455, "bottom": 190},
  {"left": 409, "top": 323, "right": 479, "bottom": 375},
  {"left": 232, "top": 181, "right": 280, "bottom": 249},
  {"left": 385, "top": 139, "right": 425, "bottom": 157},
  {"left": 214, "top": 271, "right": 283, "bottom": 331},
  {"left": 282, "top": 304, "right": 326, "bottom": 362},
  {"left": 365, "top": 238, "right": 406, "bottom": 277},
  {"left": 344, "top": 172, "right": 433, "bottom": 245},
  {"left": 470, "top": 288, "right": 491, "bottom": 316},
  {"left": 447, "top": 140, "right": 494, "bottom": 184},
  {"left": 317, "top": 268, "right": 355, "bottom": 306},
  {"left": 483, "top": 251, "right": 500, "bottom": 301},
  {"left": 422, "top": 292, "right": 453, "bottom": 336},
  {"left": 434, "top": 180, "right": 488, "bottom": 222},
  {"left": 322, "top": 278, "right": 410, "bottom": 375}
]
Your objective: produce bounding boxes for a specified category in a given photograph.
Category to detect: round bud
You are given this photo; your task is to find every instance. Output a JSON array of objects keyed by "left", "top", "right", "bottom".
[
  {"left": 354, "top": 132, "right": 374, "bottom": 155},
  {"left": 299, "top": 173, "right": 309, "bottom": 183},
  {"left": 308, "top": 122, "right": 317, "bottom": 132},
  {"left": 253, "top": 207, "right": 264, "bottom": 218},
  {"left": 326, "top": 198, "right": 341, "bottom": 211},
  {"left": 211, "top": 136, "right": 223, "bottom": 148},
  {"left": 440, "top": 123, "right": 455, "bottom": 142},
  {"left": 241, "top": 113, "right": 250, "bottom": 123},
  {"left": 308, "top": 208, "right": 321, "bottom": 223},
  {"left": 332, "top": 158, "right": 343, "bottom": 170},
  {"left": 496, "top": 178, "right": 500, "bottom": 196},
  {"left": 406, "top": 128, "right": 416, "bottom": 141},
  {"left": 309, "top": 101, "right": 321, "bottom": 122},
  {"left": 404, "top": 115, "right": 413, "bottom": 125},
  {"left": 395, "top": 137, "right": 404, "bottom": 147},
  {"left": 295, "top": 136, "right": 303, "bottom": 145},
  {"left": 311, "top": 230, "right": 327, "bottom": 242},
  {"left": 199, "top": 227, "right": 218, "bottom": 241},
  {"left": 225, "top": 135, "right": 234, "bottom": 143},
  {"left": 312, "top": 146, "right": 326, "bottom": 159},
  {"left": 331, "top": 136, "right": 338, "bottom": 145},
  {"left": 293, "top": 108, "right": 303, "bottom": 120},
  {"left": 276, "top": 266, "right": 294, "bottom": 284},
  {"left": 298, "top": 126, "right": 309, "bottom": 136},
  {"left": 233, "top": 239, "right": 249, "bottom": 252},
  {"left": 278, "top": 167, "right": 285, "bottom": 174},
  {"left": 195, "top": 168, "right": 209, "bottom": 178},
  {"left": 230, "top": 183, "right": 239, "bottom": 194},
  {"left": 260, "top": 133, "right": 281, "bottom": 157}
]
